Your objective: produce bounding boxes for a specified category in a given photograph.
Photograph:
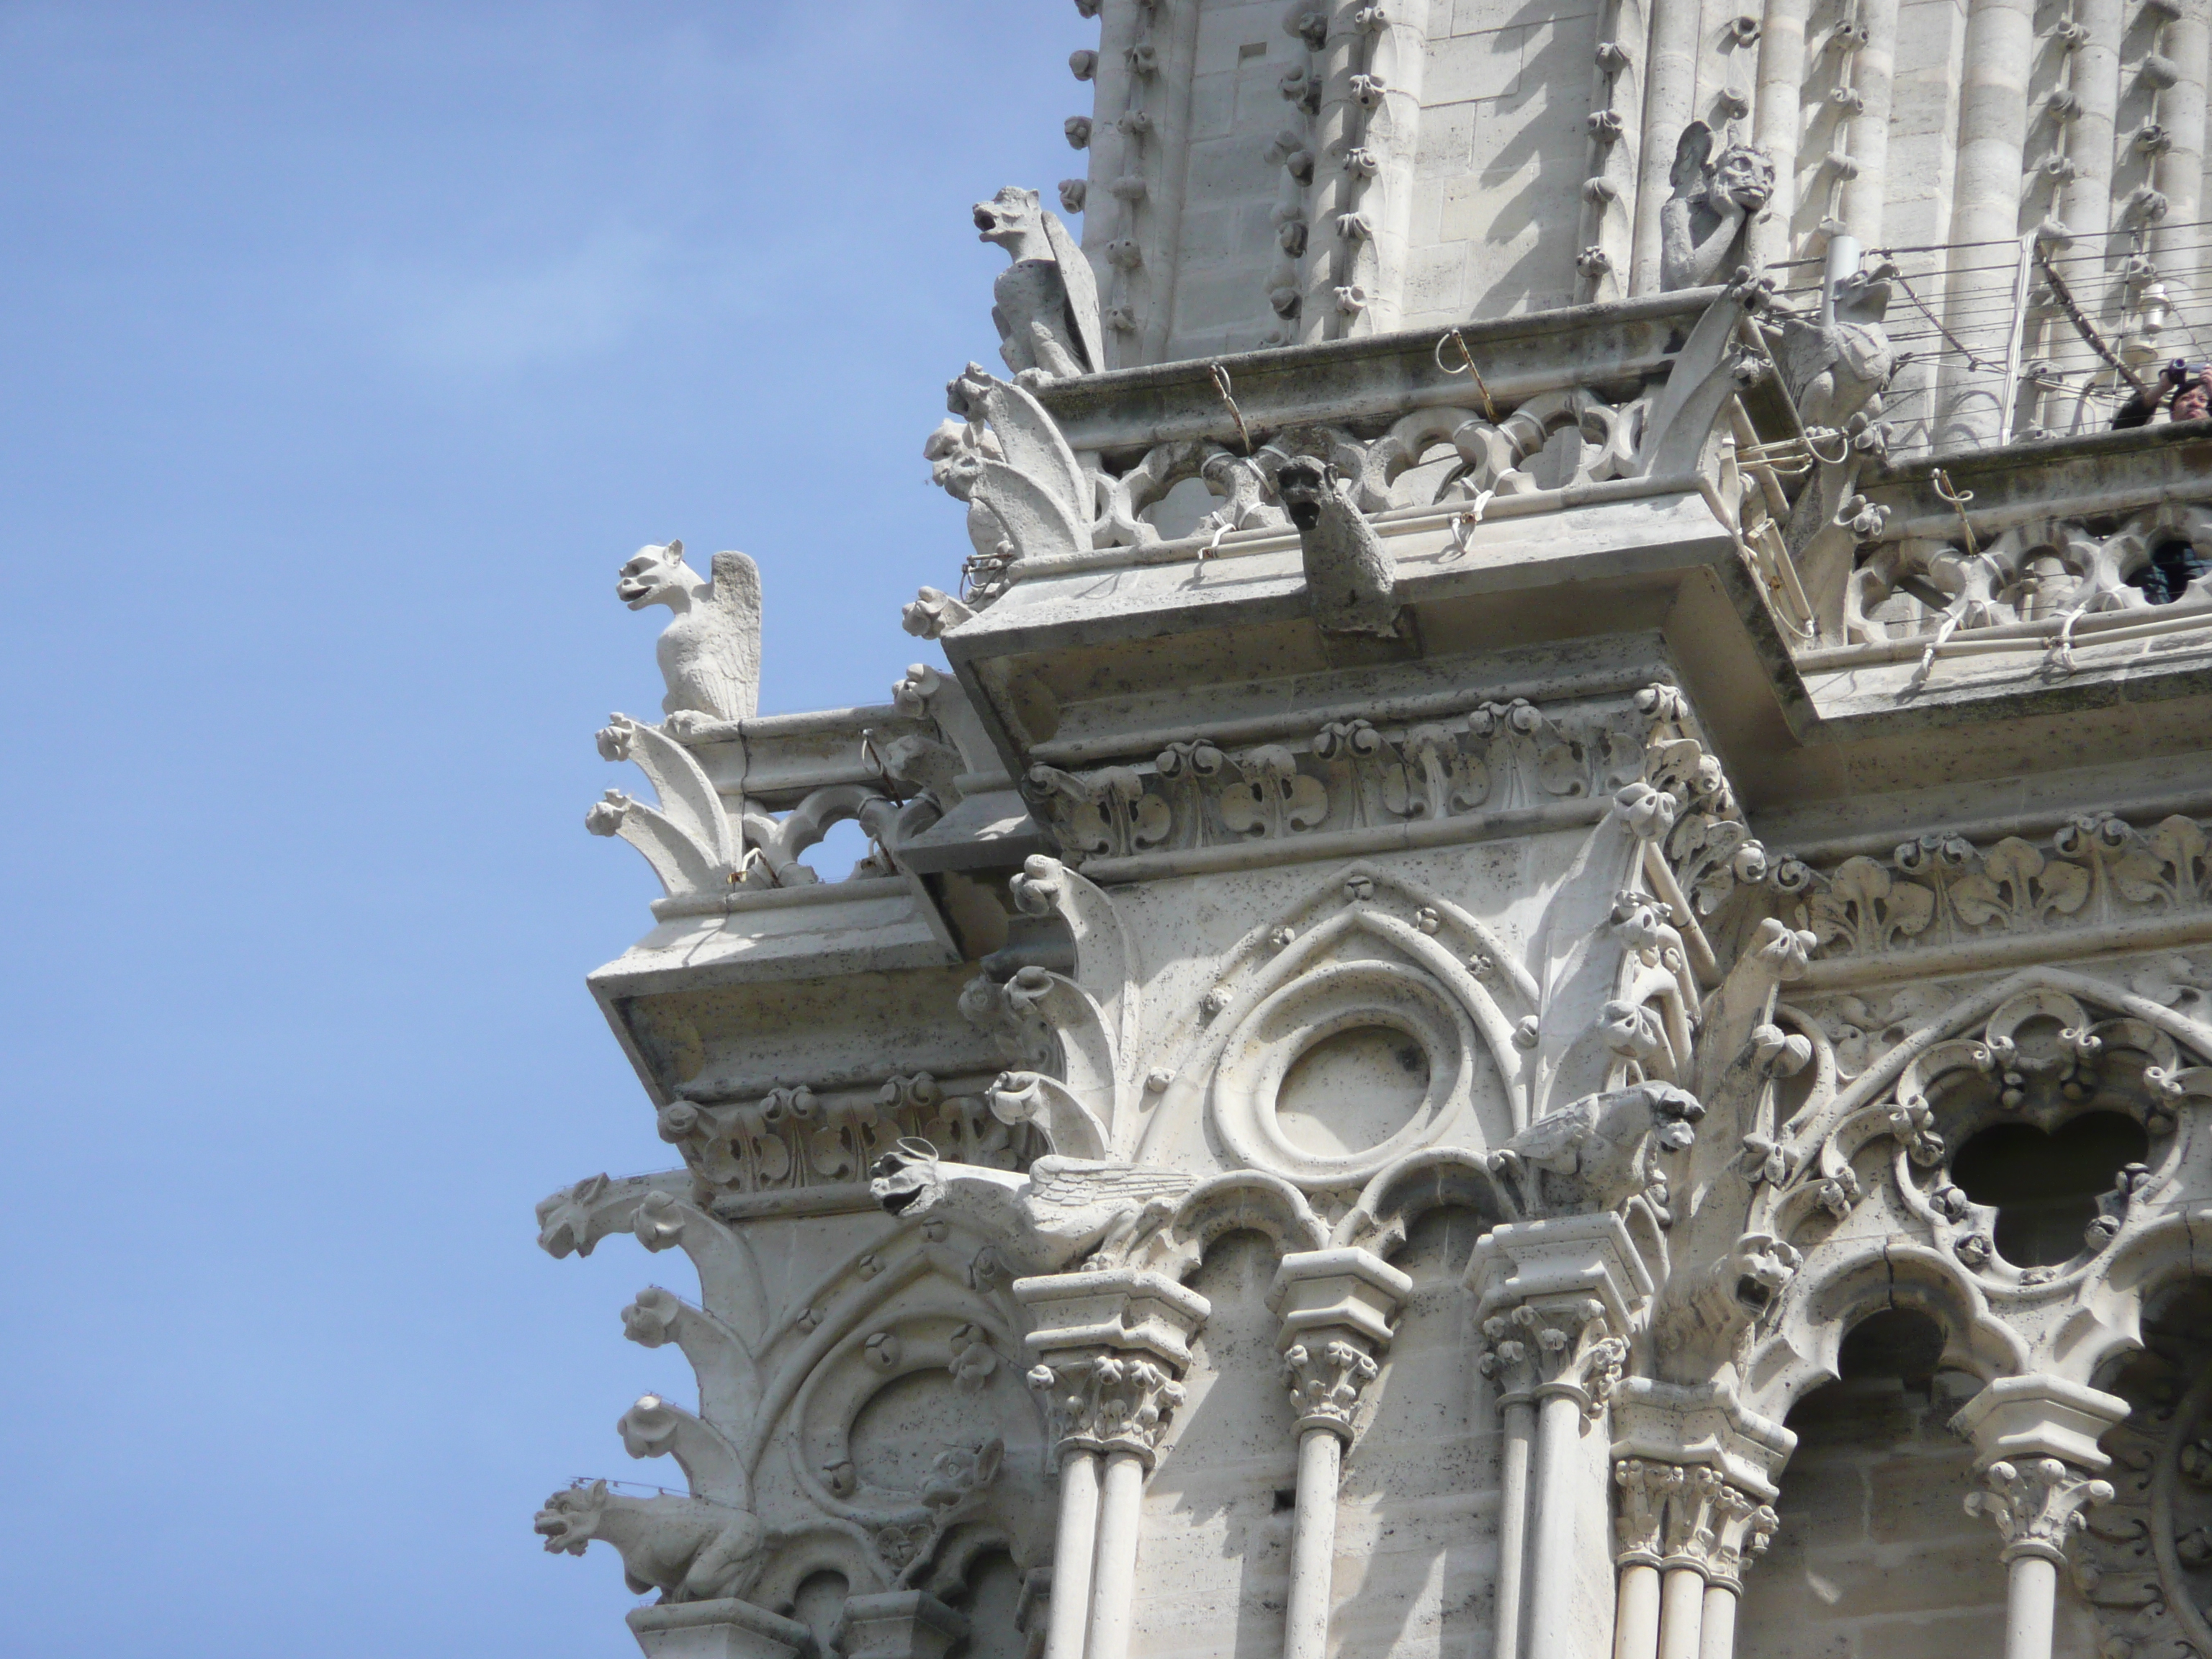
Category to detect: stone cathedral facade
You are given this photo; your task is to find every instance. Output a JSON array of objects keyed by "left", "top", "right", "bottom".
[{"left": 531, "top": 3, "right": 2212, "bottom": 1658}]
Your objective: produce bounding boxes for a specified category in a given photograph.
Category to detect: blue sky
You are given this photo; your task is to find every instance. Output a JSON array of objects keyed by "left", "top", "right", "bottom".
[{"left": 0, "top": 4, "right": 1082, "bottom": 1653}]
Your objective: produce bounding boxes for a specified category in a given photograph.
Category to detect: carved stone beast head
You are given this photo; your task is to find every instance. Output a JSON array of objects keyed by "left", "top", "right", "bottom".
[
  {"left": 534, "top": 1480, "right": 609, "bottom": 1555},
  {"left": 974, "top": 186, "right": 1047, "bottom": 253},
  {"left": 1274, "top": 456, "right": 1335, "bottom": 531},
  {"left": 615, "top": 541, "right": 701, "bottom": 612},
  {"left": 1653, "top": 1231, "right": 1803, "bottom": 1378},
  {"left": 869, "top": 1138, "right": 948, "bottom": 1220}
]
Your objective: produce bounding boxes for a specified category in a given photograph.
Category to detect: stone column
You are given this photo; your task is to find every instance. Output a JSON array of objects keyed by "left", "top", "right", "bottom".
[
  {"left": 1470, "top": 1215, "right": 1652, "bottom": 1659},
  {"left": 1476, "top": 1317, "right": 1539, "bottom": 1659},
  {"left": 626, "top": 1599, "right": 814, "bottom": 1659},
  {"left": 1609, "top": 1461, "right": 1776, "bottom": 1659},
  {"left": 1017, "top": 1269, "right": 1211, "bottom": 1659},
  {"left": 1608, "top": 1379, "right": 1792, "bottom": 1659},
  {"left": 1953, "top": 1374, "right": 2129, "bottom": 1659},
  {"left": 1267, "top": 1249, "right": 1415, "bottom": 1659},
  {"left": 1694, "top": 1483, "right": 1779, "bottom": 1659},
  {"left": 1936, "top": 0, "right": 2038, "bottom": 446}
]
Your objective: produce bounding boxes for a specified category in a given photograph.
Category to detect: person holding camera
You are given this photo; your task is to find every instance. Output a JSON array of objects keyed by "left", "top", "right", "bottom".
[{"left": 2112, "top": 359, "right": 2212, "bottom": 427}]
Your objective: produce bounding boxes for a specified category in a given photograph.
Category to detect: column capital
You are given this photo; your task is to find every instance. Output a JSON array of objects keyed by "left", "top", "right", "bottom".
[
  {"left": 1267, "top": 1247, "right": 1411, "bottom": 1442},
  {"left": 1951, "top": 1373, "right": 2130, "bottom": 1474},
  {"left": 1963, "top": 1456, "right": 2116, "bottom": 1565},
  {"left": 1267, "top": 1247, "right": 1413, "bottom": 1347},
  {"left": 1609, "top": 1377, "right": 1796, "bottom": 1501},
  {"left": 1479, "top": 1297, "right": 1627, "bottom": 1416},
  {"left": 1610, "top": 1458, "right": 1777, "bottom": 1585},
  {"left": 1280, "top": 1336, "right": 1380, "bottom": 1440},
  {"left": 1017, "top": 1268, "right": 1210, "bottom": 1470},
  {"left": 839, "top": 1592, "right": 968, "bottom": 1659}
]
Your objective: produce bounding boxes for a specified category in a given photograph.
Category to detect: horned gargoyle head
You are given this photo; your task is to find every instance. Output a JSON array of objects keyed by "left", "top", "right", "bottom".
[
  {"left": 974, "top": 186, "right": 1050, "bottom": 257},
  {"left": 870, "top": 1137, "right": 948, "bottom": 1220},
  {"left": 1709, "top": 142, "right": 1774, "bottom": 211},
  {"left": 534, "top": 1480, "right": 610, "bottom": 1555}
]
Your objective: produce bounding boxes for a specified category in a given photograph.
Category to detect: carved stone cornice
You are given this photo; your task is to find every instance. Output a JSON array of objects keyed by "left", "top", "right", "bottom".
[{"left": 1964, "top": 1457, "right": 2116, "bottom": 1565}]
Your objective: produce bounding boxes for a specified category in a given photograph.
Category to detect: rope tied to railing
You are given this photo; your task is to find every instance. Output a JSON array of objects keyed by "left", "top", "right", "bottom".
[
  {"left": 1434, "top": 328, "right": 1500, "bottom": 423},
  {"left": 1208, "top": 362, "right": 1253, "bottom": 456},
  {"left": 1930, "top": 467, "right": 1980, "bottom": 558},
  {"left": 1441, "top": 490, "right": 1496, "bottom": 559}
]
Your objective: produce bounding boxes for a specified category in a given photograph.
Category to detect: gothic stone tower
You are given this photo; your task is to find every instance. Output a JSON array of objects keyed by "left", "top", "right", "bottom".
[{"left": 534, "top": 4, "right": 2212, "bottom": 1658}]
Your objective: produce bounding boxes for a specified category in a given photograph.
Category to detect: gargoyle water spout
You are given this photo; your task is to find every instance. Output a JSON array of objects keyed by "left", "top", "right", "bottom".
[{"left": 868, "top": 1138, "right": 1192, "bottom": 1274}]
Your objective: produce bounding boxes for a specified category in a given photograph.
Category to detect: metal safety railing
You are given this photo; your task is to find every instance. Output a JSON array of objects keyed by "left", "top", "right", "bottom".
[{"left": 1781, "top": 221, "right": 2212, "bottom": 462}]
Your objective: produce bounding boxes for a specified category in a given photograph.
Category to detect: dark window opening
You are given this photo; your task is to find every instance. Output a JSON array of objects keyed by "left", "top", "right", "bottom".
[
  {"left": 2130, "top": 539, "right": 2209, "bottom": 605},
  {"left": 1948, "top": 1111, "right": 2147, "bottom": 1267}
]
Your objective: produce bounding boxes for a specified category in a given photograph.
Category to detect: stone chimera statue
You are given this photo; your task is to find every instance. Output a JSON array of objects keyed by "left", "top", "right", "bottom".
[{"left": 974, "top": 185, "right": 1105, "bottom": 385}]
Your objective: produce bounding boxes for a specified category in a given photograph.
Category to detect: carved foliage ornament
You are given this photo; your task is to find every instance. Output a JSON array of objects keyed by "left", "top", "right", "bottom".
[{"left": 1778, "top": 813, "right": 2212, "bottom": 961}]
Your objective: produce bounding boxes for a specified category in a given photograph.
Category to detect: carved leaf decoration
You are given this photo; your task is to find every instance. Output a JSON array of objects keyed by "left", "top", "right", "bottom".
[
  {"left": 1882, "top": 878, "right": 1936, "bottom": 944},
  {"left": 2114, "top": 817, "right": 2208, "bottom": 905},
  {"left": 1131, "top": 792, "right": 1174, "bottom": 852},
  {"left": 1948, "top": 872, "right": 2005, "bottom": 928},
  {"left": 1815, "top": 855, "right": 1935, "bottom": 952},
  {"left": 1220, "top": 783, "right": 1264, "bottom": 837},
  {"left": 1537, "top": 737, "right": 1590, "bottom": 798},
  {"left": 2036, "top": 858, "right": 2092, "bottom": 920}
]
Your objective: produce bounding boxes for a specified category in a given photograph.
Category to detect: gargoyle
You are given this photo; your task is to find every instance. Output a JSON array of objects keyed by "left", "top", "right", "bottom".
[
  {"left": 1650, "top": 1232, "right": 1802, "bottom": 1379},
  {"left": 1486, "top": 1081, "right": 1707, "bottom": 1213},
  {"left": 1274, "top": 456, "right": 1401, "bottom": 638},
  {"left": 975, "top": 186, "right": 1105, "bottom": 385},
  {"left": 868, "top": 1139, "right": 1193, "bottom": 1274},
  {"left": 1658, "top": 124, "right": 1773, "bottom": 292},
  {"left": 615, "top": 540, "right": 763, "bottom": 727},
  {"left": 1774, "top": 266, "right": 1896, "bottom": 431},
  {"left": 534, "top": 1480, "right": 765, "bottom": 1603}
]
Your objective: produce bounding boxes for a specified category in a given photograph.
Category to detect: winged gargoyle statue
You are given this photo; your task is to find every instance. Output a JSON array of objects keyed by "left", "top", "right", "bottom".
[
  {"left": 868, "top": 1138, "right": 1193, "bottom": 1275},
  {"left": 1485, "top": 1080, "right": 1707, "bottom": 1215},
  {"left": 1658, "top": 123, "right": 1774, "bottom": 292},
  {"left": 974, "top": 185, "right": 1105, "bottom": 385},
  {"left": 615, "top": 539, "right": 763, "bottom": 727}
]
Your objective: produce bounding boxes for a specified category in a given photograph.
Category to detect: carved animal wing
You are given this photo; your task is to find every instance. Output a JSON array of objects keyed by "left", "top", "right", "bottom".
[
  {"left": 702, "top": 551, "right": 764, "bottom": 721},
  {"left": 1025, "top": 1156, "right": 1195, "bottom": 1213},
  {"left": 1670, "top": 121, "right": 1715, "bottom": 198},
  {"left": 1501, "top": 1101, "right": 1598, "bottom": 1164},
  {"left": 1043, "top": 210, "right": 1105, "bottom": 376}
]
